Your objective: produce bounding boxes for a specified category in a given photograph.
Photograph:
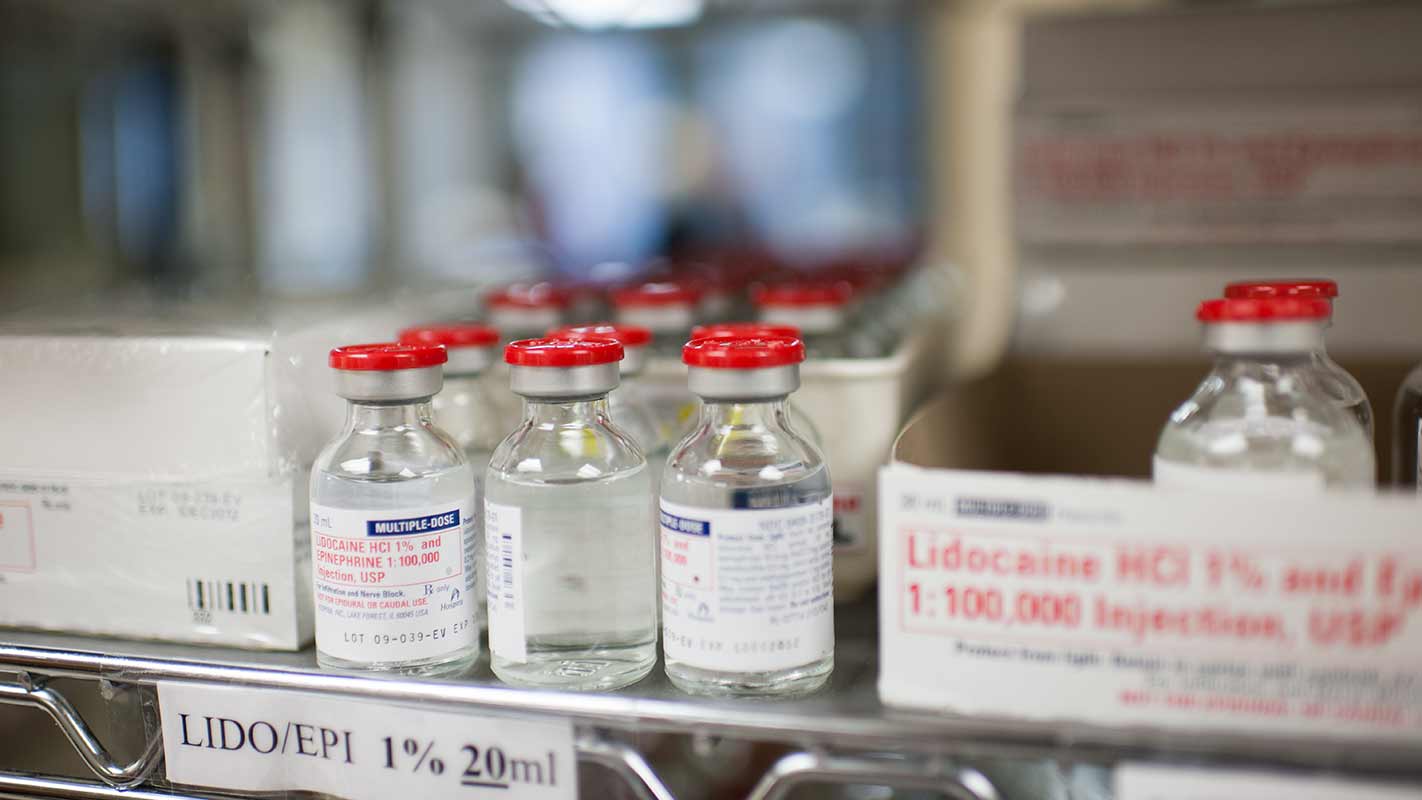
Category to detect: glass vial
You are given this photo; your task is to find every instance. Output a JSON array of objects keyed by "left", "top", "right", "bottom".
[
  {"left": 310, "top": 343, "right": 479, "bottom": 676},
  {"left": 484, "top": 283, "right": 571, "bottom": 433},
  {"left": 484, "top": 338, "right": 657, "bottom": 690},
  {"left": 1224, "top": 279, "right": 1372, "bottom": 440},
  {"left": 399, "top": 323, "right": 504, "bottom": 633},
  {"left": 486, "top": 282, "right": 571, "bottom": 341},
  {"left": 1394, "top": 364, "right": 1422, "bottom": 490},
  {"left": 612, "top": 281, "right": 703, "bottom": 358},
  {"left": 399, "top": 323, "right": 505, "bottom": 471},
  {"left": 751, "top": 279, "right": 856, "bottom": 358},
  {"left": 612, "top": 280, "right": 705, "bottom": 436},
  {"left": 1154, "top": 298, "right": 1375, "bottom": 491},
  {"left": 661, "top": 335, "right": 835, "bottom": 696}
]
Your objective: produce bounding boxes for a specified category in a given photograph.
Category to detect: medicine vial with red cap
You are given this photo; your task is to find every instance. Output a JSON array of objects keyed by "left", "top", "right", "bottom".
[
  {"left": 485, "top": 282, "right": 569, "bottom": 340},
  {"left": 399, "top": 323, "right": 505, "bottom": 632},
  {"left": 613, "top": 280, "right": 704, "bottom": 433},
  {"left": 1224, "top": 279, "right": 1373, "bottom": 439},
  {"left": 399, "top": 324, "right": 505, "bottom": 472},
  {"left": 751, "top": 280, "right": 857, "bottom": 358},
  {"left": 484, "top": 338, "right": 657, "bottom": 690},
  {"left": 1154, "top": 298, "right": 1374, "bottom": 490},
  {"left": 310, "top": 344, "right": 479, "bottom": 676},
  {"left": 611, "top": 281, "right": 702, "bottom": 357},
  {"left": 660, "top": 336, "right": 834, "bottom": 696}
]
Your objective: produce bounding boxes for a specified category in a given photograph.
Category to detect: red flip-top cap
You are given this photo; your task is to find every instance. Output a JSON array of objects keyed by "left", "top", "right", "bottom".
[
  {"left": 505, "top": 337, "right": 623, "bottom": 367},
  {"left": 1224, "top": 279, "right": 1338, "bottom": 300},
  {"left": 1196, "top": 297, "right": 1332, "bottom": 323},
  {"left": 398, "top": 323, "right": 500, "bottom": 349},
  {"left": 751, "top": 280, "right": 854, "bottom": 307},
  {"left": 683, "top": 335, "right": 805, "bottom": 369},
  {"left": 548, "top": 323, "right": 652, "bottom": 347},
  {"left": 330, "top": 343, "right": 447, "bottom": 371},
  {"left": 486, "top": 282, "right": 571, "bottom": 309},
  {"left": 690, "top": 322, "right": 802, "bottom": 340},
  {"left": 610, "top": 281, "right": 703, "bottom": 307}
]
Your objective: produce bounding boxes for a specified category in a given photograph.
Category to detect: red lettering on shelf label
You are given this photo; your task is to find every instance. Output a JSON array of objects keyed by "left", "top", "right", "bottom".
[{"left": 879, "top": 466, "right": 1422, "bottom": 739}]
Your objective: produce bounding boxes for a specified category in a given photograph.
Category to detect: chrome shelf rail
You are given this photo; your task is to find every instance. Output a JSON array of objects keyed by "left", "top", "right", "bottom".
[{"left": 1, "top": 601, "right": 1419, "bottom": 798}]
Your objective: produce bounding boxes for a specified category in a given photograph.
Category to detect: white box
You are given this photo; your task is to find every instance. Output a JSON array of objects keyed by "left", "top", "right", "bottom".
[
  {"left": 878, "top": 462, "right": 1422, "bottom": 740},
  {"left": 0, "top": 300, "right": 463, "bottom": 649},
  {"left": 0, "top": 327, "right": 311, "bottom": 649}
]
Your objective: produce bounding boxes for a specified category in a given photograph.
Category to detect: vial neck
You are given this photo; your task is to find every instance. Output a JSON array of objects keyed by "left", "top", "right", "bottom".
[
  {"left": 1204, "top": 321, "right": 1326, "bottom": 355},
  {"left": 699, "top": 398, "right": 790, "bottom": 430},
  {"left": 344, "top": 399, "right": 433, "bottom": 431},
  {"left": 522, "top": 396, "right": 611, "bottom": 425},
  {"left": 761, "top": 306, "right": 845, "bottom": 335}
]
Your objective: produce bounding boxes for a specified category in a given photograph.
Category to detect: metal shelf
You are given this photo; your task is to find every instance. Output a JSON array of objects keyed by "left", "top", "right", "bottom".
[{"left": 1, "top": 601, "right": 1419, "bottom": 786}]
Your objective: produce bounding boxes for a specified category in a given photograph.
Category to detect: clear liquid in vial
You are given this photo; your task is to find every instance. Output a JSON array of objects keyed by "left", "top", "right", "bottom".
[
  {"left": 660, "top": 461, "right": 834, "bottom": 696},
  {"left": 484, "top": 465, "right": 657, "bottom": 691}
]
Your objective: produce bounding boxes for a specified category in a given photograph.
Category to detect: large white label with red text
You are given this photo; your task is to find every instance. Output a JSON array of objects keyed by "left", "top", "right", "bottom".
[
  {"left": 878, "top": 464, "right": 1422, "bottom": 739},
  {"left": 311, "top": 501, "right": 477, "bottom": 663}
]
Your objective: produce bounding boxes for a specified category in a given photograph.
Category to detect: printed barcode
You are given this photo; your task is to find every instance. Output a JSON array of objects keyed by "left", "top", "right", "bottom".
[{"left": 187, "top": 579, "right": 271, "bottom": 615}]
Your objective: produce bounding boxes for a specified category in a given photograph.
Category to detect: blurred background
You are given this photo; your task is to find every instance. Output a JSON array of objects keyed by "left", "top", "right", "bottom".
[{"left": 1, "top": 0, "right": 1420, "bottom": 479}]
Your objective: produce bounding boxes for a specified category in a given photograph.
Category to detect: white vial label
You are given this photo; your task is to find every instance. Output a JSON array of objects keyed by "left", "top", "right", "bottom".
[
  {"left": 311, "top": 500, "right": 476, "bottom": 663},
  {"left": 1416, "top": 420, "right": 1421, "bottom": 488},
  {"left": 1152, "top": 457, "right": 1325, "bottom": 493},
  {"left": 484, "top": 501, "right": 527, "bottom": 662},
  {"left": 660, "top": 497, "right": 835, "bottom": 673}
]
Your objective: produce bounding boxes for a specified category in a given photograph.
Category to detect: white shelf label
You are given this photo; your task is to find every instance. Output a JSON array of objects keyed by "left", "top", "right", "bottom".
[
  {"left": 878, "top": 464, "right": 1422, "bottom": 739},
  {"left": 1116, "top": 763, "right": 1422, "bottom": 800},
  {"left": 158, "top": 682, "right": 575, "bottom": 800}
]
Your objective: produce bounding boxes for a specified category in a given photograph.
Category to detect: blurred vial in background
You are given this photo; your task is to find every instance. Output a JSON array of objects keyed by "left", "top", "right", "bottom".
[
  {"left": 752, "top": 279, "right": 856, "bottom": 358},
  {"left": 1154, "top": 298, "right": 1375, "bottom": 491},
  {"left": 556, "top": 280, "right": 611, "bottom": 326},
  {"left": 1224, "top": 279, "right": 1372, "bottom": 441},
  {"left": 399, "top": 323, "right": 507, "bottom": 633},
  {"left": 483, "top": 283, "right": 571, "bottom": 440},
  {"left": 398, "top": 323, "right": 507, "bottom": 468},
  {"left": 612, "top": 280, "right": 704, "bottom": 357},
  {"left": 548, "top": 323, "right": 668, "bottom": 474},
  {"left": 485, "top": 339, "right": 657, "bottom": 691},
  {"left": 612, "top": 280, "right": 705, "bottom": 437},
  {"left": 486, "top": 282, "right": 570, "bottom": 341},
  {"left": 252, "top": 0, "right": 373, "bottom": 294}
]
